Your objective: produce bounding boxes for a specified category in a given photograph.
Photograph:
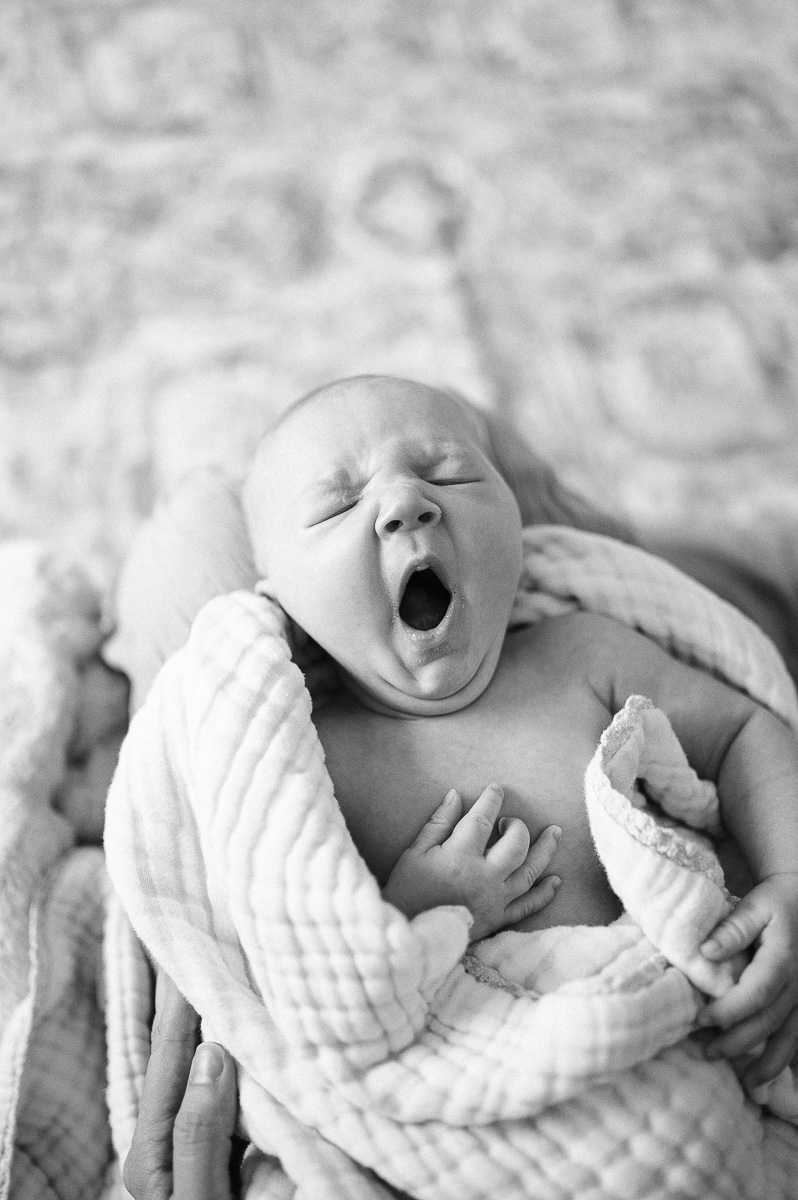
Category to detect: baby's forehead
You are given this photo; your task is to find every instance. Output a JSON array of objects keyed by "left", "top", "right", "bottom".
[
  {"left": 283, "top": 378, "right": 487, "bottom": 449},
  {"left": 247, "top": 377, "right": 491, "bottom": 501}
]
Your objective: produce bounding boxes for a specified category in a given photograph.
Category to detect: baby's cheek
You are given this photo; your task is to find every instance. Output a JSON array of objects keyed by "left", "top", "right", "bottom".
[{"left": 293, "top": 577, "right": 373, "bottom": 664}]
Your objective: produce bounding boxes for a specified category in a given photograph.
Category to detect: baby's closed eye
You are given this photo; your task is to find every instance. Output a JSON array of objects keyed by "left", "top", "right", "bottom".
[
  {"left": 320, "top": 500, "right": 358, "bottom": 521},
  {"left": 428, "top": 475, "right": 482, "bottom": 486},
  {"left": 308, "top": 492, "right": 362, "bottom": 524}
]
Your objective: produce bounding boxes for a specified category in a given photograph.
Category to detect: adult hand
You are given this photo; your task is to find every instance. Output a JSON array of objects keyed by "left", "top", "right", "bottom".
[{"left": 123, "top": 969, "right": 242, "bottom": 1200}]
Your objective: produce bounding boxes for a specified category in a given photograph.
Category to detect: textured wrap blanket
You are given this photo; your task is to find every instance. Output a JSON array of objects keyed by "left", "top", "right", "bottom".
[
  {"left": 0, "top": 542, "right": 134, "bottom": 1200},
  {"left": 103, "top": 526, "right": 798, "bottom": 1200}
]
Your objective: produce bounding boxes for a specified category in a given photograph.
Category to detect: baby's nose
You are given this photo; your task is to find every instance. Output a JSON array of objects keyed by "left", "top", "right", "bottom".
[{"left": 375, "top": 486, "right": 442, "bottom": 537}]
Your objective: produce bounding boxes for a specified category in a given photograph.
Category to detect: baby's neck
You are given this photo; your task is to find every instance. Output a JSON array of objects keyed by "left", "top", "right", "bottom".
[{"left": 339, "top": 654, "right": 501, "bottom": 720}]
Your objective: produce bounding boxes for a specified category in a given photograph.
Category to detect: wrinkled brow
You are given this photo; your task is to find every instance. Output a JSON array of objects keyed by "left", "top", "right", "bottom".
[{"left": 300, "top": 440, "right": 482, "bottom": 498}]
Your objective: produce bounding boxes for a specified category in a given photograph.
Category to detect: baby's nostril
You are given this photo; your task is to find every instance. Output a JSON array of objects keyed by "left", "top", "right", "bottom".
[
  {"left": 419, "top": 511, "right": 434, "bottom": 523},
  {"left": 385, "top": 518, "right": 402, "bottom": 533}
]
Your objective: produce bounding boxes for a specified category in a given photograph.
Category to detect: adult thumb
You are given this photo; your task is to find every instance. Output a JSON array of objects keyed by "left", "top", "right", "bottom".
[{"left": 172, "top": 1043, "right": 238, "bottom": 1200}]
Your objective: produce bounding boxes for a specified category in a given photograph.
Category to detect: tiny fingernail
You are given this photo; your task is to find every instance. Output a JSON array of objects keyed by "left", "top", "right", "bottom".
[
  {"left": 498, "top": 818, "right": 508, "bottom": 833},
  {"left": 443, "top": 789, "right": 457, "bottom": 804},
  {"left": 189, "top": 1042, "right": 225, "bottom": 1085},
  {"left": 700, "top": 938, "right": 721, "bottom": 957},
  {"left": 550, "top": 876, "right": 561, "bottom": 888},
  {"left": 551, "top": 826, "right": 562, "bottom": 841}
]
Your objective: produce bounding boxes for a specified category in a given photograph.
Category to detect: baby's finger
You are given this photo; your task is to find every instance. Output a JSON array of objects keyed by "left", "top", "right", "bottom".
[
  {"left": 701, "top": 945, "right": 789, "bottom": 1029},
  {"left": 701, "top": 897, "right": 767, "bottom": 961},
  {"left": 745, "top": 1004, "right": 798, "bottom": 1087},
  {"left": 410, "top": 790, "right": 464, "bottom": 851},
  {"left": 504, "top": 875, "right": 561, "bottom": 925},
  {"left": 705, "top": 982, "right": 793, "bottom": 1060},
  {"left": 504, "top": 826, "right": 562, "bottom": 897},
  {"left": 451, "top": 784, "right": 504, "bottom": 853},
  {"left": 484, "top": 816, "right": 530, "bottom": 874}
]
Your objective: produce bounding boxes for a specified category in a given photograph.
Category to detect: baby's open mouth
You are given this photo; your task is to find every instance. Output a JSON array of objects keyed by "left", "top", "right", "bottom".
[{"left": 399, "top": 567, "right": 452, "bottom": 632}]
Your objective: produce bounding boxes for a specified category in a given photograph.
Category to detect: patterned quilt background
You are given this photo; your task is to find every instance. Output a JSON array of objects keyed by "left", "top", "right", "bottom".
[{"left": 3, "top": 0, "right": 798, "bottom": 591}]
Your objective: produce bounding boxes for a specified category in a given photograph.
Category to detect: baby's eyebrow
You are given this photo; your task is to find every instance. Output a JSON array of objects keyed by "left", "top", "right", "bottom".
[
  {"left": 421, "top": 443, "right": 481, "bottom": 467},
  {"left": 301, "top": 469, "right": 358, "bottom": 500},
  {"left": 299, "top": 442, "right": 481, "bottom": 502}
]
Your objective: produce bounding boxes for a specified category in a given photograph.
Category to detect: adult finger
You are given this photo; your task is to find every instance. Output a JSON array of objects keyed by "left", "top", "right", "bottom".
[
  {"left": 746, "top": 1004, "right": 798, "bottom": 1087},
  {"left": 172, "top": 1043, "right": 238, "bottom": 1200},
  {"left": 123, "top": 971, "right": 200, "bottom": 1200},
  {"left": 451, "top": 784, "right": 503, "bottom": 853},
  {"left": 504, "top": 826, "right": 562, "bottom": 898},
  {"left": 485, "top": 816, "right": 530, "bottom": 875},
  {"left": 409, "top": 790, "right": 464, "bottom": 851},
  {"left": 705, "top": 983, "right": 794, "bottom": 1061}
]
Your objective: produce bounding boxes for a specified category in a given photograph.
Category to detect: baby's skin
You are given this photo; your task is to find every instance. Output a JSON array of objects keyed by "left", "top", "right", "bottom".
[
  {"left": 243, "top": 374, "right": 798, "bottom": 1088},
  {"left": 318, "top": 616, "right": 615, "bottom": 934}
]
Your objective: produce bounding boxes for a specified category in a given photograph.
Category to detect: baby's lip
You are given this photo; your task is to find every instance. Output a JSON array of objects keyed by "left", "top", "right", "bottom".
[{"left": 392, "top": 553, "right": 459, "bottom": 652}]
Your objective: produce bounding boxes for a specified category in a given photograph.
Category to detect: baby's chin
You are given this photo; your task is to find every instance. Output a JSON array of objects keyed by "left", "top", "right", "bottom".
[{"left": 343, "top": 648, "right": 498, "bottom": 718}]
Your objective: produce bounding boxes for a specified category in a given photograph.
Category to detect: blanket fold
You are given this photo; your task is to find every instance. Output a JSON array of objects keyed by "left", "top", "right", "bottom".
[{"left": 103, "top": 527, "right": 798, "bottom": 1200}]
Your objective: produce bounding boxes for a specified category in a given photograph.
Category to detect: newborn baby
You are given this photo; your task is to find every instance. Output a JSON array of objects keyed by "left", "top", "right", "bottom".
[{"left": 242, "top": 374, "right": 798, "bottom": 1084}]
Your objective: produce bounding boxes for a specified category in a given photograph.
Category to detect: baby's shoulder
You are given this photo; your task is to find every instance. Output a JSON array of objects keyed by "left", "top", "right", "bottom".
[
  {"left": 507, "top": 609, "right": 635, "bottom": 662},
  {"left": 503, "top": 609, "right": 653, "bottom": 699}
]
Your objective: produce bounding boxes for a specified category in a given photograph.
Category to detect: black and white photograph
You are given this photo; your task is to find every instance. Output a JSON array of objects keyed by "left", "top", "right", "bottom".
[{"left": 2, "top": 5, "right": 798, "bottom": 1198}]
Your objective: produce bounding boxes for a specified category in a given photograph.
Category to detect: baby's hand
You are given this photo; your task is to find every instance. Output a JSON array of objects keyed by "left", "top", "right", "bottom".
[
  {"left": 381, "top": 784, "right": 561, "bottom": 941},
  {"left": 699, "top": 872, "right": 798, "bottom": 1086}
]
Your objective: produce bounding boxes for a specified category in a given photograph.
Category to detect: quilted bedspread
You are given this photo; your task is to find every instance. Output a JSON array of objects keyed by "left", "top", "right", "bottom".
[
  {"left": 0, "top": 543, "right": 133, "bottom": 1200},
  {"left": 103, "top": 526, "right": 798, "bottom": 1200}
]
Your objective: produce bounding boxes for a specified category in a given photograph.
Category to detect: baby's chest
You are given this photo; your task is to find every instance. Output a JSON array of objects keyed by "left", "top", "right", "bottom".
[{"left": 316, "top": 684, "right": 607, "bottom": 886}]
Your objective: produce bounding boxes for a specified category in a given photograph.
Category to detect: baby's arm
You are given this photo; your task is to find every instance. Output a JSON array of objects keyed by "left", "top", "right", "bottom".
[
  {"left": 382, "top": 784, "right": 562, "bottom": 941},
  {"left": 697, "top": 711, "right": 798, "bottom": 1084},
  {"left": 590, "top": 613, "right": 798, "bottom": 1085}
]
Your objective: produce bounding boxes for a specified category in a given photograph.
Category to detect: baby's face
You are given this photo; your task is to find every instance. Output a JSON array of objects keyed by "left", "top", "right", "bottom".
[{"left": 247, "top": 378, "right": 523, "bottom": 716}]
